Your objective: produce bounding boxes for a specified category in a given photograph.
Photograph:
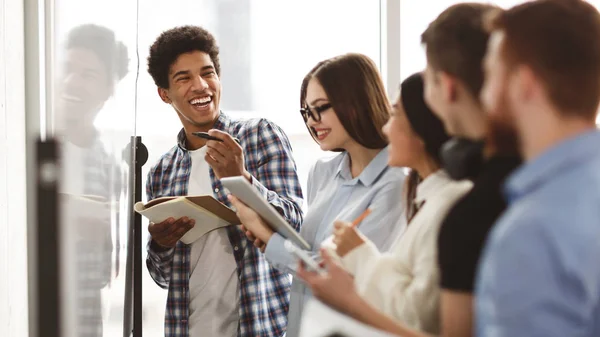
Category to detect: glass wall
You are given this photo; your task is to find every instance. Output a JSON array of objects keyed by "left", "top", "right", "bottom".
[
  {"left": 33, "top": 0, "right": 383, "bottom": 336},
  {"left": 49, "top": 0, "right": 138, "bottom": 336}
]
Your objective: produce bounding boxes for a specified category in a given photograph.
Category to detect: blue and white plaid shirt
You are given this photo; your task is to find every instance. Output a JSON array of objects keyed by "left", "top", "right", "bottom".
[
  {"left": 60, "top": 134, "right": 122, "bottom": 337},
  {"left": 146, "top": 112, "right": 304, "bottom": 337}
]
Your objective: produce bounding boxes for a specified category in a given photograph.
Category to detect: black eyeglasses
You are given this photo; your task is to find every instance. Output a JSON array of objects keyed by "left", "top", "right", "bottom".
[{"left": 300, "top": 103, "right": 332, "bottom": 123}]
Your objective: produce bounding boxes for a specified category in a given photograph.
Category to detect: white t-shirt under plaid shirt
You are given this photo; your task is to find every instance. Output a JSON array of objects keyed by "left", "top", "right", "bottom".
[
  {"left": 187, "top": 145, "right": 239, "bottom": 337},
  {"left": 146, "top": 112, "right": 304, "bottom": 337}
]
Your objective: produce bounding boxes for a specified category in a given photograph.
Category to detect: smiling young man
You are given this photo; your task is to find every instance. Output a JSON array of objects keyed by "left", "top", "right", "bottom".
[
  {"left": 145, "top": 26, "right": 304, "bottom": 337},
  {"left": 56, "top": 24, "right": 128, "bottom": 337}
]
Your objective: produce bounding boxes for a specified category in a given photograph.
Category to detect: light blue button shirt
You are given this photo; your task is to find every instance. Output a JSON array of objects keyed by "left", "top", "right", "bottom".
[
  {"left": 265, "top": 146, "right": 406, "bottom": 337},
  {"left": 476, "top": 130, "right": 600, "bottom": 337}
]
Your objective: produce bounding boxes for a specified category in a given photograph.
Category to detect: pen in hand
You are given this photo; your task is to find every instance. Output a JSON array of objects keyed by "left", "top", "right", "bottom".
[
  {"left": 323, "top": 208, "right": 373, "bottom": 260},
  {"left": 351, "top": 208, "right": 372, "bottom": 227},
  {"left": 192, "top": 131, "right": 241, "bottom": 144}
]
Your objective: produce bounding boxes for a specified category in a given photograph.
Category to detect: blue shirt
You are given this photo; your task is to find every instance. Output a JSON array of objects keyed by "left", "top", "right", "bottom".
[
  {"left": 146, "top": 112, "right": 304, "bottom": 337},
  {"left": 476, "top": 130, "right": 600, "bottom": 337},
  {"left": 265, "top": 146, "right": 406, "bottom": 337}
]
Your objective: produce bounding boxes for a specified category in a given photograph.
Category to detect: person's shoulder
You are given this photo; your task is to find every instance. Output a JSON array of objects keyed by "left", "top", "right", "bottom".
[
  {"left": 432, "top": 172, "right": 472, "bottom": 200},
  {"left": 379, "top": 166, "right": 406, "bottom": 181},
  {"left": 312, "top": 152, "right": 346, "bottom": 171},
  {"left": 148, "top": 145, "right": 180, "bottom": 175},
  {"left": 228, "top": 115, "right": 285, "bottom": 134},
  {"left": 440, "top": 178, "right": 499, "bottom": 239},
  {"left": 306, "top": 152, "right": 346, "bottom": 183},
  {"left": 226, "top": 115, "right": 292, "bottom": 149},
  {"left": 506, "top": 165, "right": 600, "bottom": 248},
  {"left": 441, "top": 179, "right": 473, "bottom": 199}
]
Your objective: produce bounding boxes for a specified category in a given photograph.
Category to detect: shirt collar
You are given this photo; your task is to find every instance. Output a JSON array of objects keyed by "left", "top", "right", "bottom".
[
  {"left": 505, "top": 129, "right": 600, "bottom": 202},
  {"left": 415, "top": 169, "right": 452, "bottom": 204},
  {"left": 176, "top": 111, "right": 230, "bottom": 151},
  {"left": 336, "top": 146, "right": 390, "bottom": 186}
]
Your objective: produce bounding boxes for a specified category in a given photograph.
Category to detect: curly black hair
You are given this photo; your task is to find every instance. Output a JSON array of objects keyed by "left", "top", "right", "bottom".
[
  {"left": 147, "top": 25, "right": 220, "bottom": 89},
  {"left": 66, "top": 24, "right": 129, "bottom": 81}
]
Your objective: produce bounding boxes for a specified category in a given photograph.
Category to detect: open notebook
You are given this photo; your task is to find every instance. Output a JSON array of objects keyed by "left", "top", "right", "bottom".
[{"left": 134, "top": 196, "right": 240, "bottom": 244}]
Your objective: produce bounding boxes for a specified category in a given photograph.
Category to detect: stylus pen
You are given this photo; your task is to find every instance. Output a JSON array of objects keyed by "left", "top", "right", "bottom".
[{"left": 192, "top": 131, "right": 241, "bottom": 144}]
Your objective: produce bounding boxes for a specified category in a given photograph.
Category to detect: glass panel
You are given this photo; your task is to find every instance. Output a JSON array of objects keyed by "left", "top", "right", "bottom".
[
  {"left": 135, "top": 1, "right": 381, "bottom": 335},
  {"left": 49, "top": 0, "right": 138, "bottom": 335}
]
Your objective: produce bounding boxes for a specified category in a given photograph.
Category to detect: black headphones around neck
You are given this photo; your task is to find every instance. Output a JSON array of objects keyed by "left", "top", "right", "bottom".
[{"left": 440, "top": 137, "right": 485, "bottom": 181}]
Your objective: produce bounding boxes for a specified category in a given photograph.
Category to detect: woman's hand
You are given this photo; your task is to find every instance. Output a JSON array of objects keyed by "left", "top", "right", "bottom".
[
  {"left": 332, "top": 220, "right": 366, "bottom": 257},
  {"left": 228, "top": 195, "right": 274, "bottom": 250},
  {"left": 297, "top": 248, "right": 360, "bottom": 314},
  {"left": 240, "top": 224, "right": 267, "bottom": 253}
]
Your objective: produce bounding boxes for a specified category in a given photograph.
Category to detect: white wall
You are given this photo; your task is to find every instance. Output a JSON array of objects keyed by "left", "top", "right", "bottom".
[{"left": 0, "top": 0, "right": 28, "bottom": 335}]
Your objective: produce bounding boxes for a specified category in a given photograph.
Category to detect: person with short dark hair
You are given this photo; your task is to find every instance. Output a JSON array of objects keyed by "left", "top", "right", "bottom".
[
  {"left": 57, "top": 23, "right": 129, "bottom": 138},
  {"left": 229, "top": 53, "right": 406, "bottom": 337},
  {"left": 477, "top": 1, "right": 600, "bottom": 336},
  {"left": 420, "top": 3, "right": 522, "bottom": 337},
  {"left": 144, "top": 25, "right": 304, "bottom": 337},
  {"left": 55, "top": 24, "right": 129, "bottom": 337}
]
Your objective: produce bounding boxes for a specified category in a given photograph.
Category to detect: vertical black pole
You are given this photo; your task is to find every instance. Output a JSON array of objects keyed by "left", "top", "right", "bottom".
[
  {"left": 36, "top": 138, "right": 61, "bottom": 337},
  {"left": 134, "top": 136, "right": 148, "bottom": 337},
  {"left": 123, "top": 136, "right": 147, "bottom": 337},
  {"left": 123, "top": 138, "right": 135, "bottom": 337}
]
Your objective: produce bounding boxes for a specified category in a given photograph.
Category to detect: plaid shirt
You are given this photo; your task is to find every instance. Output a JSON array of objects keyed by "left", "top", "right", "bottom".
[
  {"left": 60, "top": 134, "right": 122, "bottom": 337},
  {"left": 146, "top": 112, "right": 304, "bottom": 337}
]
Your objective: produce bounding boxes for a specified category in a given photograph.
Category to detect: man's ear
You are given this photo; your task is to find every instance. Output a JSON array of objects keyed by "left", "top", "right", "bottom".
[
  {"left": 439, "top": 72, "right": 457, "bottom": 103},
  {"left": 158, "top": 87, "right": 171, "bottom": 104},
  {"left": 514, "top": 65, "right": 536, "bottom": 103}
]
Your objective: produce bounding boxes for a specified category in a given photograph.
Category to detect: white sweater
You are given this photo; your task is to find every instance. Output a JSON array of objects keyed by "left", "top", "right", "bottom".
[{"left": 342, "top": 170, "right": 472, "bottom": 334}]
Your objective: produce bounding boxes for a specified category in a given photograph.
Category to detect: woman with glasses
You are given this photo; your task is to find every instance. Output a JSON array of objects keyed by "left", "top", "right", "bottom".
[{"left": 228, "top": 53, "right": 406, "bottom": 337}]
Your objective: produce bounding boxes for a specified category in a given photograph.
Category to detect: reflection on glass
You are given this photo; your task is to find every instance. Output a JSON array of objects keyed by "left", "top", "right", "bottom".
[{"left": 54, "top": 24, "right": 130, "bottom": 337}]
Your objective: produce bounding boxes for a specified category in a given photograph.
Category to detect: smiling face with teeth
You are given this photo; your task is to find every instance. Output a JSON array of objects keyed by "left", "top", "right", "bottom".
[
  {"left": 158, "top": 51, "right": 222, "bottom": 132},
  {"left": 55, "top": 47, "right": 113, "bottom": 131}
]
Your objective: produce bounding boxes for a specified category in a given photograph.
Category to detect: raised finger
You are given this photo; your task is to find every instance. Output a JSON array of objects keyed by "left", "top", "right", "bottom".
[
  {"left": 333, "top": 220, "right": 345, "bottom": 230},
  {"left": 333, "top": 226, "right": 345, "bottom": 237}
]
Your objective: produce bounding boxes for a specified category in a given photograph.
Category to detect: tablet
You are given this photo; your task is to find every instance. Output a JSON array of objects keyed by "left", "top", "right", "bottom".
[
  {"left": 220, "top": 176, "right": 311, "bottom": 250},
  {"left": 284, "top": 240, "right": 325, "bottom": 275}
]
